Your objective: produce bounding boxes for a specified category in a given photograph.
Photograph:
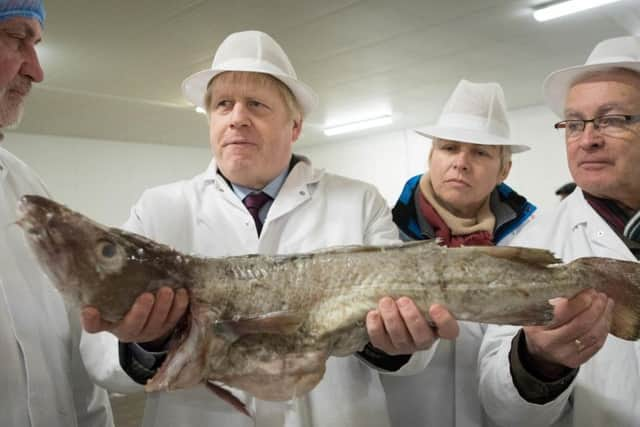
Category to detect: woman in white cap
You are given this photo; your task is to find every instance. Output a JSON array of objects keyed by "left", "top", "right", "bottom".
[
  {"left": 391, "top": 79, "right": 534, "bottom": 248},
  {"left": 378, "top": 79, "right": 536, "bottom": 427}
]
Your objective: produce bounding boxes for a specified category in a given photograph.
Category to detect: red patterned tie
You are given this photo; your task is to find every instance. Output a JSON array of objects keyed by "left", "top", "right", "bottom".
[{"left": 243, "top": 192, "right": 271, "bottom": 235}]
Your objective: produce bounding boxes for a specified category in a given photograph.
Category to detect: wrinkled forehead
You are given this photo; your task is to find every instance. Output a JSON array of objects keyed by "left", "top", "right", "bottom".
[
  {"left": 0, "top": 15, "right": 42, "bottom": 38},
  {"left": 566, "top": 68, "right": 640, "bottom": 114}
]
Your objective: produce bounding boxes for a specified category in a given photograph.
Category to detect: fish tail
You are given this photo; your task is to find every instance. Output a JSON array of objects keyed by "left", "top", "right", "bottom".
[{"left": 572, "top": 257, "right": 640, "bottom": 341}]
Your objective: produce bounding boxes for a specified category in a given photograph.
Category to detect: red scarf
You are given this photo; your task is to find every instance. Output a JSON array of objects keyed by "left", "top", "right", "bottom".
[{"left": 417, "top": 190, "right": 494, "bottom": 248}]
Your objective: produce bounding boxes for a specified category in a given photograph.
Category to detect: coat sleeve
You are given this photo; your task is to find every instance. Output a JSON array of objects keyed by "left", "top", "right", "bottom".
[
  {"left": 361, "top": 184, "right": 401, "bottom": 246},
  {"left": 79, "top": 330, "right": 143, "bottom": 394},
  {"left": 478, "top": 324, "right": 573, "bottom": 427},
  {"left": 66, "top": 306, "right": 117, "bottom": 427}
]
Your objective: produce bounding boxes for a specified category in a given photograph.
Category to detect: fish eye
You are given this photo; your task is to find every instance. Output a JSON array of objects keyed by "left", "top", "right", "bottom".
[
  {"left": 102, "top": 243, "right": 116, "bottom": 258},
  {"left": 94, "top": 239, "right": 125, "bottom": 273},
  {"left": 99, "top": 241, "right": 117, "bottom": 258}
]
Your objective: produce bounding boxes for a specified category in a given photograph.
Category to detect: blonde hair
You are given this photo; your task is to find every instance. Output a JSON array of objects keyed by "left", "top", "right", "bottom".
[
  {"left": 498, "top": 145, "right": 512, "bottom": 175},
  {"left": 429, "top": 138, "right": 512, "bottom": 176},
  {"left": 204, "top": 71, "right": 302, "bottom": 120}
]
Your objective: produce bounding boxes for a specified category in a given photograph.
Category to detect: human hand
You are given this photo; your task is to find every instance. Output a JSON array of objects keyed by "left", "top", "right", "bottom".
[
  {"left": 81, "top": 287, "right": 189, "bottom": 348},
  {"left": 523, "top": 289, "right": 613, "bottom": 378},
  {"left": 366, "top": 297, "right": 459, "bottom": 355}
]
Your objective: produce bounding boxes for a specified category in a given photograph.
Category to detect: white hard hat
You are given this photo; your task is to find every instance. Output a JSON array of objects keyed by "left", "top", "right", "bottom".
[
  {"left": 415, "top": 79, "right": 530, "bottom": 153},
  {"left": 544, "top": 36, "right": 640, "bottom": 117},
  {"left": 182, "top": 30, "right": 318, "bottom": 117}
]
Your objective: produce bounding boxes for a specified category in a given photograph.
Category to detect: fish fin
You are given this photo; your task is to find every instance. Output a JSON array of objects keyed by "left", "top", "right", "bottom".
[
  {"left": 307, "top": 243, "right": 404, "bottom": 254},
  {"left": 213, "top": 311, "right": 305, "bottom": 341},
  {"left": 206, "top": 382, "right": 253, "bottom": 418},
  {"left": 572, "top": 257, "right": 640, "bottom": 341},
  {"left": 234, "top": 241, "right": 433, "bottom": 263},
  {"left": 219, "top": 350, "right": 328, "bottom": 401},
  {"left": 146, "top": 310, "right": 214, "bottom": 392},
  {"left": 475, "top": 300, "right": 555, "bottom": 326},
  {"left": 464, "top": 246, "right": 561, "bottom": 267},
  {"left": 296, "top": 241, "right": 420, "bottom": 257}
]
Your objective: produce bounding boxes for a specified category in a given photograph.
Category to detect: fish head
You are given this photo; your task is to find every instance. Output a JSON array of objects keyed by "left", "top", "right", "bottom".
[{"left": 16, "top": 194, "right": 194, "bottom": 321}]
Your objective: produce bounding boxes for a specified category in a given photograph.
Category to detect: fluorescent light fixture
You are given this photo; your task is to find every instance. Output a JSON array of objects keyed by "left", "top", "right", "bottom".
[
  {"left": 323, "top": 115, "right": 393, "bottom": 136},
  {"left": 195, "top": 107, "right": 207, "bottom": 115},
  {"left": 534, "top": 0, "right": 623, "bottom": 22}
]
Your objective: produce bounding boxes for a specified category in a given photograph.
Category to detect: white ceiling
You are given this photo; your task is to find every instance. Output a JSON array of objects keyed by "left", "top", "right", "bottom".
[{"left": 16, "top": 0, "right": 640, "bottom": 147}]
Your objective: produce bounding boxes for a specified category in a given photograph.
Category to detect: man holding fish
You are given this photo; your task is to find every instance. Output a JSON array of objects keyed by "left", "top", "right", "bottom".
[
  {"left": 479, "top": 36, "right": 640, "bottom": 426},
  {"left": 0, "top": 1, "right": 113, "bottom": 426},
  {"left": 80, "top": 30, "right": 457, "bottom": 427}
]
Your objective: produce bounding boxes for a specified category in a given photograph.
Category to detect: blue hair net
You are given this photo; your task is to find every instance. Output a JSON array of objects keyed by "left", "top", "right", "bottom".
[{"left": 0, "top": 0, "right": 45, "bottom": 27}]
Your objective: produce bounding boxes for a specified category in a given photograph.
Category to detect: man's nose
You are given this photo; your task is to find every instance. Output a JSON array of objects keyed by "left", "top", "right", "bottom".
[
  {"left": 230, "top": 103, "right": 250, "bottom": 127},
  {"left": 21, "top": 44, "right": 44, "bottom": 83},
  {"left": 577, "top": 121, "right": 604, "bottom": 149}
]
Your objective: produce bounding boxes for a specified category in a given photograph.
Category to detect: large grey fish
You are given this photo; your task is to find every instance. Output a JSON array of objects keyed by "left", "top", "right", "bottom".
[{"left": 15, "top": 195, "right": 640, "bottom": 412}]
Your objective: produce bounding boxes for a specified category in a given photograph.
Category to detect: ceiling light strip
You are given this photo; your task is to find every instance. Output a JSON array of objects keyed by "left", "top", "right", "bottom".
[
  {"left": 323, "top": 115, "right": 393, "bottom": 136},
  {"left": 534, "top": 0, "right": 623, "bottom": 22}
]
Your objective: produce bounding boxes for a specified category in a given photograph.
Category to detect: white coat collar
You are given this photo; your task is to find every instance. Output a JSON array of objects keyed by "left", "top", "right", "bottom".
[
  {"left": 195, "top": 154, "right": 325, "bottom": 232},
  {"left": 199, "top": 154, "right": 323, "bottom": 187},
  {"left": 566, "top": 187, "right": 635, "bottom": 260}
]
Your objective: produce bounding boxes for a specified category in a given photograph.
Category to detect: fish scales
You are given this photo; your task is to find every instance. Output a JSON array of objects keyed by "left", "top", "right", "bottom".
[{"left": 15, "top": 194, "right": 640, "bottom": 411}]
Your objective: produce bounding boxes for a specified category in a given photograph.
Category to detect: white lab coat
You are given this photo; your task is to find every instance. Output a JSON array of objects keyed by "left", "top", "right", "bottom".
[
  {"left": 478, "top": 188, "right": 640, "bottom": 427},
  {"left": 0, "top": 147, "right": 113, "bottom": 427},
  {"left": 86, "top": 156, "right": 413, "bottom": 427}
]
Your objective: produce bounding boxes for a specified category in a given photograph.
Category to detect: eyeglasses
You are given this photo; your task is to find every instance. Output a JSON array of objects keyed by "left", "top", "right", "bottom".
[{"left": 554, "top": 114, "right": 640, "bottom": 140}]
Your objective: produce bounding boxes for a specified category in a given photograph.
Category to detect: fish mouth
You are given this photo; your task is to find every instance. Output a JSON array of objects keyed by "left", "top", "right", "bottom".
[{"left": 16, "top": 195, "right": 76, "bottom": 286}]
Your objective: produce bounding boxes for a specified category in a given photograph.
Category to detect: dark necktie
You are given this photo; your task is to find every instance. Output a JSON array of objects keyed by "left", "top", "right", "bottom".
[{"left": 243, "top": 192, "right": 271, "bottom": 236}]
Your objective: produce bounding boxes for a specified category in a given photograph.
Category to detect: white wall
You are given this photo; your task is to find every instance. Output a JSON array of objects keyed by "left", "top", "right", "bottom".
[
  {"left": 3, "top": 133, "right": 211, "bottom": 226},
  {"left": 3, "top": 103, "right": 570, "bottom": 227}
]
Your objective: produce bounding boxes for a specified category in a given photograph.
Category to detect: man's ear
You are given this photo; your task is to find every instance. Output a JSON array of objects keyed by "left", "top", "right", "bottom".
[{"left": 291, "top": 117, "right": 303, "bottom": 143}]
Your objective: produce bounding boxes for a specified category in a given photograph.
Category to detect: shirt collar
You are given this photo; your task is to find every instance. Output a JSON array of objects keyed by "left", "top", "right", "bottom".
[{"left": 229, "top": 166, "right": 289, "bottom": 201}]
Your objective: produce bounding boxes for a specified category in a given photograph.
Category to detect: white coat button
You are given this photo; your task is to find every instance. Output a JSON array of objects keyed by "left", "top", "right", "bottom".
[{"left": 596, "top": 230, "right": 604, "bottom": 237}]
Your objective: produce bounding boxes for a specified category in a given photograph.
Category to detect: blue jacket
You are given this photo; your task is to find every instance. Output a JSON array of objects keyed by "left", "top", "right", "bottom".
[{"left": 392, "top": 174, "right": 536, "bottom": 244}]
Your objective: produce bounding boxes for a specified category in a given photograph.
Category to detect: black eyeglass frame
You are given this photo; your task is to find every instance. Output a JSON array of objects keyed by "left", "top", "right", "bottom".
[{"left": 554, "top": 114, "right": 640, "bottom": 133}]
